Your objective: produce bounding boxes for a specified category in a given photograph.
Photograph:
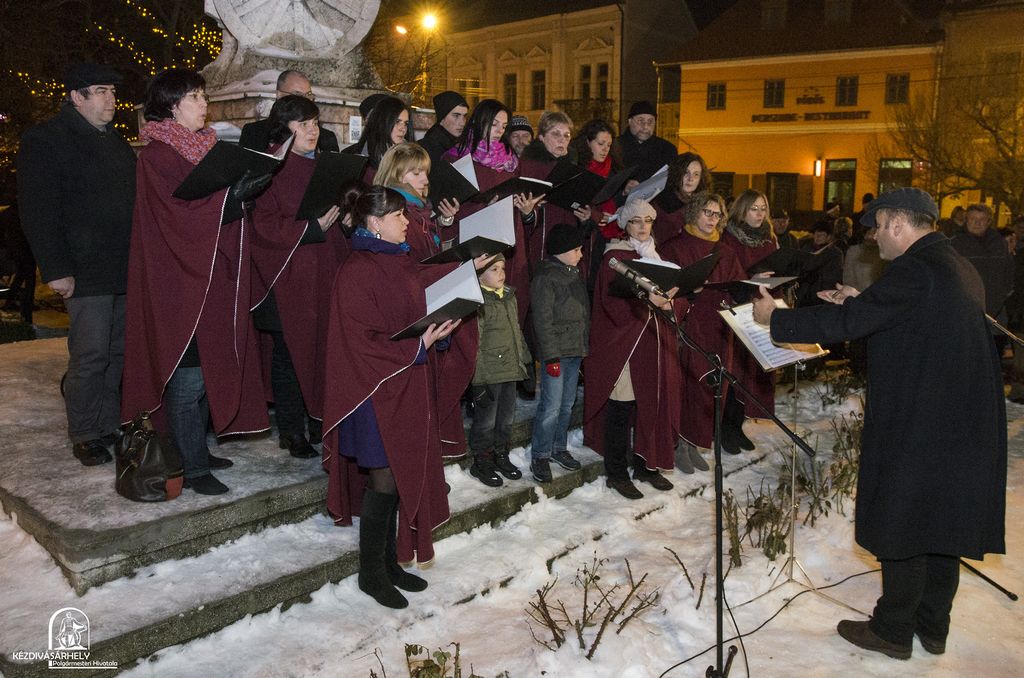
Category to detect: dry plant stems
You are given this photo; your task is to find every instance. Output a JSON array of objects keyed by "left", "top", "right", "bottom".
[
  {"left": 664, "top": 546, "right": 695, "bottom": 589},
  {"left": 696, "top": 571, "right": 708, "bottom": 610},
  {"left": 525, "top": 554, "right": 661, "bottom": 660},
  {"left": 813, "top": 364, "right": 865, "bottom": 408},
  {"left": 723, "top": 489, "right": 743, "bottom": 569},
  {"left": 744, "top": 480, "right": 791, "bottom": 561},
  {"left": 829, "top": 411, "right": 863, "bottom": 516},
  {"left": 404, "top": 643, "right": 506, "bottom": 678}
]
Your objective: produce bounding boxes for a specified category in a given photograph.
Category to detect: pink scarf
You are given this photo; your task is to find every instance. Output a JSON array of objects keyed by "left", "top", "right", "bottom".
[
  {"left": 140, "top": 119, "right": 217, "bottom": 165},
  {"left": 444, "top": 138, "right": 519, "bottom": 173}
]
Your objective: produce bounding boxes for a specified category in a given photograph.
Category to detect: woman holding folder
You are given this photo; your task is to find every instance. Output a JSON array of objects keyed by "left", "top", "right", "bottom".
[
  {"left": 122, "top": 69, "right": 270, "bottom": 495},
  {"left": 652, "top": 152, "right": 710, "bottom": 243},
  {"left": 321, "top": 185, "right": 487, "bottom": 609},
  {"left": 659, "top": 193, "right": 746, "bottom": 471},
  {"left": 250, "top": 95, "right": 345, "bottom": 459},
  {"left": 717, "top": 189, "right": 779, "bottom": 453},
  {"left": 583, "top": 198, "right": 682, "bottom": 500},
  {"left": 569, "top": 118, "right": 623, "bottom": 290}
]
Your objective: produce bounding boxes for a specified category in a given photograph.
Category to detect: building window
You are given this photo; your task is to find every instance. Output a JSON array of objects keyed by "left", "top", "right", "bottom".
[
  {"left": 824, "top": 0, "right": 852, "bottom": 25},
  {"left": 710, "top": 172, "right": 734, "bottom": 197},
  {"left": 580, "top": 64, "right": 592, "bottom": 100},
  {"left": 986, "top": 50, "right": 1022, "bottom": 97},
  {"left": 767, "top": 173, "right": 798, "bottom": 215},
  {"left": 878, "top": 158, "right": 913, "bottom": 194},
  {"left": 455, "top": 78, "right": 481, "bottom": 107},
  {"left": 764, "top": 79, "right": 785, "bottom": 108},
  {"left": 503, "top": 73, "right": 517, "bottom": 111},
  {"left": 707, "top": 82, "right": 726, "bottom": 110},
  {"left": 597, "top": 62, "right": 609, "bottom": 99},
  {"left": 825, "top": 159, "right": 857, "bottom": 214},
  {"left": 531, "top": 70, "right": 546, "bottom": 110},
  {"left": 761, "top": 0, "right": 787, "bottom": 29},
  {"left": 885, "top": 73, "right": 909, "bottom": 104},
  {"left": 835, "top": 76, "right": 858, "bottom": 106}
]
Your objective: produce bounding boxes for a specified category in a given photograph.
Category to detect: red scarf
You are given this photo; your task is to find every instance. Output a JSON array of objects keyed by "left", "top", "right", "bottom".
[
  {"left": 587, "top": 156, "right": 612, "bottom": 178},
  {"left": 588, "top": 156, "right": 618, "bottom": 229},
  {"left": 140, "top": 119, "right": 217, "bottom": 165}
]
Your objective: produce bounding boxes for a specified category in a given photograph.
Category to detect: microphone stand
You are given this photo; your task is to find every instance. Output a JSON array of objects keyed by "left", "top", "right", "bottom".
[{"left": 619, "top": 280, "right": 814, "bottom": 678}]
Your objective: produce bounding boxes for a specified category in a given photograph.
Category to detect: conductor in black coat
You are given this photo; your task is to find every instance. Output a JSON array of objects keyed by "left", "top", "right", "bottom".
[
  {"left": 753, "top": 188, "right": 1007, "bottom": 661},
  {"left": 239, "top": 70, "right": 339, "bottom": 153}
]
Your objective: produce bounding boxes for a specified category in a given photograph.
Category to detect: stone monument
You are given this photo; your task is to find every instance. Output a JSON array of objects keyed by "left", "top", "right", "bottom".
[{"left": 201, "top": 0, "right": 393, "bottom": 144}]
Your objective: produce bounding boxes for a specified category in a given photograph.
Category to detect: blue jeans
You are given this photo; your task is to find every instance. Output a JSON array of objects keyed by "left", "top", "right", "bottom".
[
  {"left": 165, "top": 366, "right": 211, "bottom": 479},
  {"left": 530, "top": 356, "right": 582, "bottom": 460}
]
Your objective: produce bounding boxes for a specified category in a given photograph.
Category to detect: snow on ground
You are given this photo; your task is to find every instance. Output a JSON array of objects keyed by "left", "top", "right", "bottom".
[{"left": 4, "top": 385, "right": 1023, "bottom": 678}]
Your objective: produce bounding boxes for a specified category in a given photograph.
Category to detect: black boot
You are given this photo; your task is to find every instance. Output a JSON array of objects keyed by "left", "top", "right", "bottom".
[
  {"left": 604, "top": 399, "right": 639, "bottom": 494},
  {"left": 358, "top": 489, "right": 408, "bottom": 609},
  {"left": 385, "top": 498, "right": 427, "bottom": 592},
  {"left": 493, "top": 450, "right": 522, "bottom": 480},
  {"left": 721, "top": 390, "right": 754, "bottom": 453},
  {"left": 469, "top": 450, "right": 503, "bottom": 487}
]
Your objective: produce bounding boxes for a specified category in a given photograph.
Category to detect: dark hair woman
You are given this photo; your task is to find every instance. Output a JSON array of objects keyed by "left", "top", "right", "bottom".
[
  {"left": 569, "top": 119, "right": 623, "bottom": 291},
  {"left": 652, "top": 152, "right": 710, "bottom": 243},
  {"left": 443, "top": 98, "right": 518, "bottom": 173},
  {"left": 121, "top": 69, "right": 271, "bottom": 494},
  {"left": 249, "top": 95, "right": 346, "bottom": 459},
  {"left": 717, "top": 188, "right": 778, "bottom": 454},
  {"left": 352, "top": 96, "right": 412, "bottom": 182},
  {"left": 321, "top": 186, "right": 488, "bottom": 609},
  {"left": 583, "top": 198, "right": 682, "bottom": 499},
  {"left": 658, "top": 192, "right": 747, "bottom": 472}
]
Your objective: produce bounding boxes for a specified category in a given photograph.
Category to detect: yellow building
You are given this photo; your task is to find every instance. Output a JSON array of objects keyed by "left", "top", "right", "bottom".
[{"left": 656, "top": 0, "right": 942, "bottom": 221}]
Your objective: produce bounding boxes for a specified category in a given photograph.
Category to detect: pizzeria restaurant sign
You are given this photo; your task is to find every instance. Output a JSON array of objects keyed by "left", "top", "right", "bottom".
[{"left": 751, "top": 111, "right": 871, "bottom": 123}]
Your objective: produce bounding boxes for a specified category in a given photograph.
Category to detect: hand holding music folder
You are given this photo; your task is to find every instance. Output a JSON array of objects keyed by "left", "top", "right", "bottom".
[
  {"left": 622, "top": 252, "right": 722, "bottom": 296},
  {"left": 719, "top": 300, "right": 827, "bottom": 371},
  {"left": 295, "top": 152, "right": 368, "bottom": 220},
  {"left": 173, "top": 135, "right": 294, "bottom": 201},
  {"left": 472, "top": 175, "right": 552, "bottom": 203},
  {"left": 429, "top": 159, "right": 480, "bottom": 208},
  {"left": 391, "top": 261, "right": 484, "bottom": 340},
  {"left": 421, "top": 196, "right": 516, "bottom": 264},
  {"left": 750, "top": 247, "right": 831, "bottom": 278}
]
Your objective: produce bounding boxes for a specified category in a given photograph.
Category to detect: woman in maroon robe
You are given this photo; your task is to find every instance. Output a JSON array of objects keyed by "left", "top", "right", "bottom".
[
  {"left": 348, "top": 96, "right": 411, "bottom": 186},
  {"left": 583, "top": 198, "right": 682, "bottom": 500},
  {"left": 375, "top": 142, "right": 478, "bottom": 458},
  {"left": 322, "top": 186, "right": 482, "bottom": 609},
  {"left": 717, "top": 188, "right": 779, "bottom": 453},
  {"left": 122, "top": 70, "right": 269, "bottom": 495},
  {"left": 652, "top": 152, "right": 710, "bottom": 244},
  {"left": 250, "top": 96, "right": 346, "bottom": 459},
  {"left": 568, "top": 119, "right": 623, "bottom": 291},
  {"left": 660, "top": 193, "right": 747, "bottom": 471}
]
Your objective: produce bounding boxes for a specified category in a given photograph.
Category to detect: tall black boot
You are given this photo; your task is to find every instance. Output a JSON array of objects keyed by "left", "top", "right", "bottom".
[
  {"left": 604, "top": 400, "right": 642, "bottom": 499},
  {"left": 358, "top": 489, "right": 408, "bottom": 609},
  {"left": 386, "top": 497, "right": 428, "bottom": 592},
  {"left": 721, "top": 389, "right": 755, "bottom": 453}
]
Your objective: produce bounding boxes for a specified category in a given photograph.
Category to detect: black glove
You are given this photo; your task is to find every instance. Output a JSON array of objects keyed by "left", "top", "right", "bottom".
[{"left": 230, "top": 170, "right": 273, "bottom": 203}]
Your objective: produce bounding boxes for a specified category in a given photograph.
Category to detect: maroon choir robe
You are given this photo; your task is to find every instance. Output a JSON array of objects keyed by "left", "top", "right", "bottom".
[
  {"left": 518, "top": 154, "right": 578, "bottom": 270},
  {"left": 660, "top": 231, "right": 747, "bottom": 448},
  {"left": 321, "top": 249, "right": 456, "bottom": 564},
  {"left": 251, "top": 151, "right": 346, "bottom": 420},
  {"left": 583, "top": 246, "right": 682, "bottom": 471},
  {"left": 718, "top": 230, "right": 778, "bottom": 418},
  {"left": 652, "top": 192, "right": 688, "bottom": 244},
  {"left": 122, "top": 140, "right": 268, "bottom": 435}
]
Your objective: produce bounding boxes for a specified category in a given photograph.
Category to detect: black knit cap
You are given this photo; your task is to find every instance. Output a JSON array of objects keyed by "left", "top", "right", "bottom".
[
  {"left": 508, "top": 115, "right": 533, "bottom": 135},
  {"left": 433, "top": 90, "right": 468, "bottom": 121},
  {"left": 64, "top": 63, "right": 121, "bottom": 91},
  {"left": 546, "top": 224, "right": 584, "bottom": 257},
  {"left": 627, "top": 100, "right": 656, "bottom": 118},
  {"left": 359, "top": 93, "right": 389, "bottom": 118}
]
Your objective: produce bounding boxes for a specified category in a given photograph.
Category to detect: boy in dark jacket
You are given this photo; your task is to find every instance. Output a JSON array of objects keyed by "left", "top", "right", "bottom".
[
  {"left": 529, "top": 224, "right": 589, "bottom": 482},
  {"left": 469, "top": 254, "right": 532, "bottom": 486}
]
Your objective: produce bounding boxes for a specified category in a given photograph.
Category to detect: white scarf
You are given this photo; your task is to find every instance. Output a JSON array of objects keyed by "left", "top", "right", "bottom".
[{"left": 628, "top": 236, "right": 661, "bottom": 260}]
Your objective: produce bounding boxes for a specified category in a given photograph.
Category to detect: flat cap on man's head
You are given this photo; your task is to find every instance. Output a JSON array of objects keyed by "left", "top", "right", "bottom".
[
  {"left": 64, "top": 63, "right": 121, "bottom": 91},
  {"left": 860, "top": 187, "right": 939, "bottom": 228},
  {"left": 627, "top": 101, "right": 656, "bottom": 119}
]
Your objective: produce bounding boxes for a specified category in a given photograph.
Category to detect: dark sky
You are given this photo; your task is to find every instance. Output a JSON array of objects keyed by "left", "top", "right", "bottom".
[{"left": 383, "top": 0, "right": 739, "bottom": 27}]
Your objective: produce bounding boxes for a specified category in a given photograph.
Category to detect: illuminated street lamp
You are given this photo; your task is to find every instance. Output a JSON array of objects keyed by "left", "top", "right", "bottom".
[{"left": 393, "top": 11, "right": 441, "bottom": 105}]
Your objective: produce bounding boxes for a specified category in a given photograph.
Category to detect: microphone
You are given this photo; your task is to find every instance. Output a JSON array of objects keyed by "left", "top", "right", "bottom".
[{"left": 608, "top": 257, "right": 666, "bottom": 297}]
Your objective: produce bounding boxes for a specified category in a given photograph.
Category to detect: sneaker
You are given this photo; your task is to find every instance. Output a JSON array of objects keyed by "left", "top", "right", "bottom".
[
  {"left": 493, "top": 451, "right": 522, "bottom": 480},
  {"left": 207, "top": 453, "right": 234, "bottom": 469},
  {"left": 633, "top": 466, "right": 673, "bottom": 491},
  {"left": 550, "top": 450, "right": 581, "bottom": 471},
  {"left": 915, "top": 631, "right": 946, "bottom": 655},
  {"left": 531, "top": 458, "right": 552, "bottom": 483},
  {"left": 606, "top": 477, "right": 643, "bottom": 500},
  {"left": 183, "top": 473, "right": 230, "bottom": 495},
  {"left": 279, "top": 434, "right": 318, "bottom": 459},
  {"left": 72, "top": 440, "right": 113, "bottom": 466},
  {"left": 469, "top": 458, "right": 503, "bottom": 487},
  {"left": 836, "top": 620, "right": 911, "bottom": 660}
]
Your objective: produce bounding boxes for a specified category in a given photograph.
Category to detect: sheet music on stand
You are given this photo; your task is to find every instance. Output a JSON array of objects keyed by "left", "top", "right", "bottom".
[{"left": 719, "top": 300, "right": 827, "bottom": 371}]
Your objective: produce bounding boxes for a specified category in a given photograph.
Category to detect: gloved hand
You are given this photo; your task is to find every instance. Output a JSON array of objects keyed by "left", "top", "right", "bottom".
[
  {"left": 230, "top": 170, "right": 273, "bottom": 203},
  {"left": 545, "top": 360, "right": 561, "bottom": 377}
]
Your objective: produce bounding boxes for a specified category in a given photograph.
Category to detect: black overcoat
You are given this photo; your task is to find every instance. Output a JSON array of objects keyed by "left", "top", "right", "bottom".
[{"left": 770, "top": 232, "right": 1006, "bottom": 560}]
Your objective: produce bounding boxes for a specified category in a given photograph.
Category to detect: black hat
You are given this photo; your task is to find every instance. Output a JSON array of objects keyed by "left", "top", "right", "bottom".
[
  {"left": 771, "top": 207, "right": 789, "bottom": 219},
  {"left": 546, "top": 224, "right": 584, "bottom": 257},
  {"left": 359, "top": 93, "right": 389, "bottom": 118},
  {"left": 508, "top": 115, "right": 533, "bottom": 135},
  {"left": 627, "top": 101, "right": 656, "bottom": 119},
  {"left": 433, "top": 90, "right": 468, "bottom": 122},
  {"left": 64, "top": 63, "right": 121, "bottom": 91},
  {"left": 860, "top": 187, "right": 939, "bottom": 228}
]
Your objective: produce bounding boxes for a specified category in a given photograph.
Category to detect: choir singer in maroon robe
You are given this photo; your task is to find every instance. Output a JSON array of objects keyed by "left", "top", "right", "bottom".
[
  {"left": 122, "top": 70, "right": 270, "bottom": 495},
  {"left": 583, "top": 198, "right": 682, "bottom": 500}
]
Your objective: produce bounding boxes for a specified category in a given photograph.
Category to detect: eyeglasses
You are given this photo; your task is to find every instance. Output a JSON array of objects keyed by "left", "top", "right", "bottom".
[
  {"left": 701, "top": 208, "right": 723, "bottom": 220},
  {"left": 279, "top": 89, "right": 314, "bottom": 100},
  {"left": 627, "top": 217, "right": 655, "bottom": 225},
  {"left": 545, "top": 130, "right": 572, "bottom": 140},
  {"left": 185, "top": 91, "right": 210, "bottom": 103}
]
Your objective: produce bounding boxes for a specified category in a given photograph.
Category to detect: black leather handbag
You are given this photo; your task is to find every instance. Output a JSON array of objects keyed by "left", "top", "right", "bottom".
[{"left": 115, "top": 413, "right": 184, "bottom": 502}]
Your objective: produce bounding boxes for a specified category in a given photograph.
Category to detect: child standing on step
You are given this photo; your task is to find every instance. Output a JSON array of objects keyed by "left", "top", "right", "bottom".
[{"left": 469, "top": 253, "right": 532, "bottom": 487}]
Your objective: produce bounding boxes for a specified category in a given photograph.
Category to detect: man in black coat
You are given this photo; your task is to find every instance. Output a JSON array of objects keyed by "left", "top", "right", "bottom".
[
  {"left": 17, "top": 63, "right": 138, "bottom": 466},
  {"left": 753, "top": 188, "right": 1006, "bottom": 661},
  {"left": 950, "top": 203, "right": 1014, "bottom": 347},
  {"left": 612, "top": 101, "right": 676, "bottom": 182},
  {"left": 239, "top": 70, "right": 339, "bottom": 153},
  {"left": 417, "top": 90, "right": 468, "bottom": 167}
]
